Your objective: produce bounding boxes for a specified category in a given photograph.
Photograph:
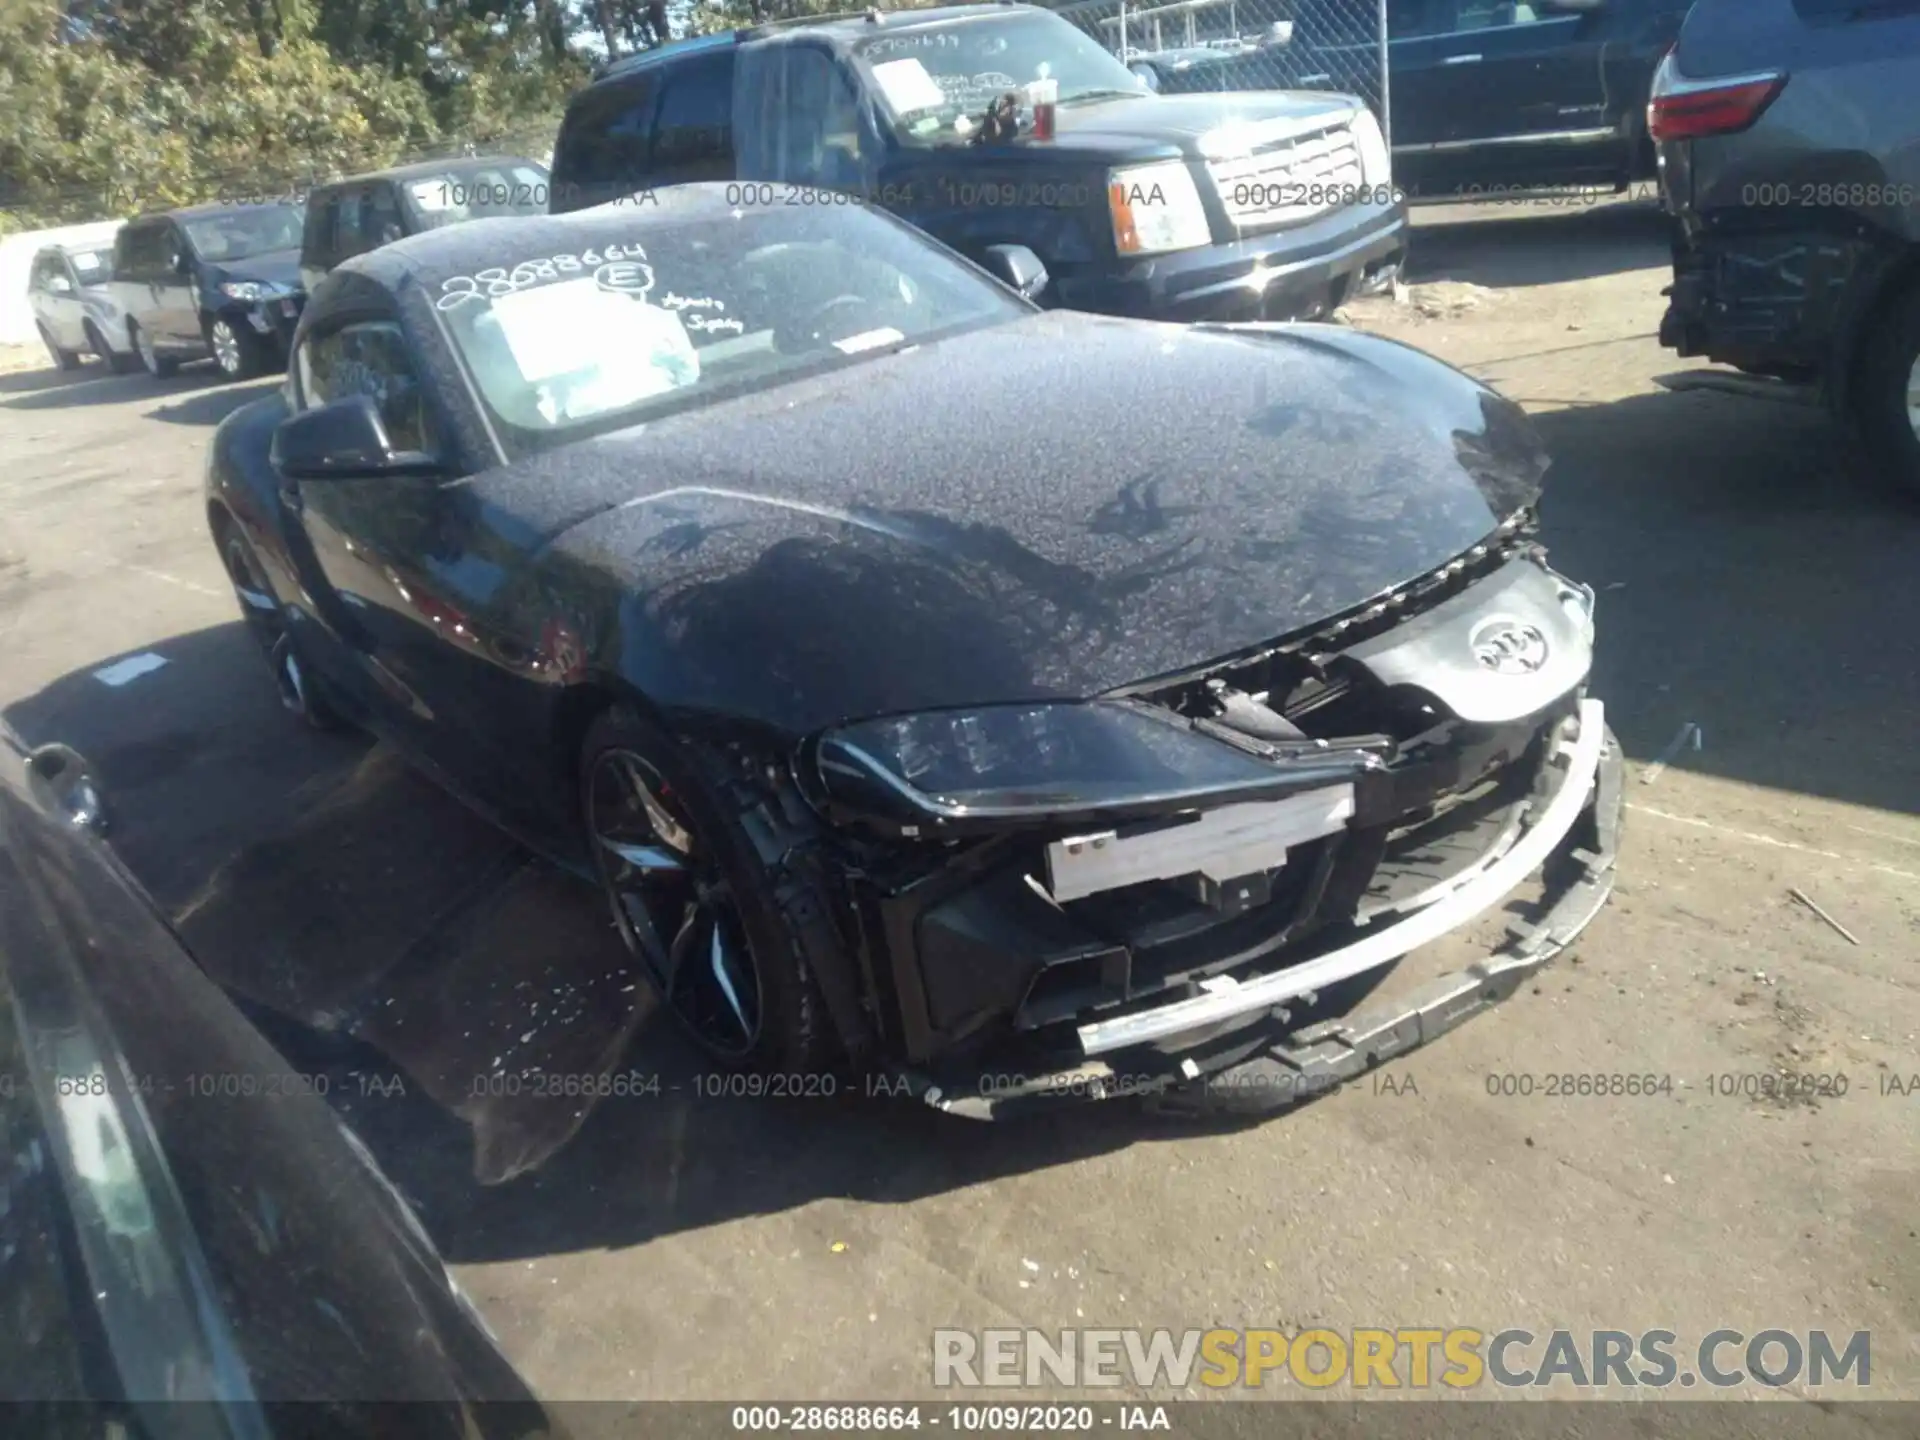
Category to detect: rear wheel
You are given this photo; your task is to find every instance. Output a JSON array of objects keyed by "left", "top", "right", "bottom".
[
  {"left": 218, "top": 521, "right": 342, "bottom": 730},
  {"left": 1854, "top": 280, "right": 1920, "bottom": 501},
  {"left": 37, "top": 322, "right": 82, "bottom": 371},
  {"left": 132, "top": 322, "right": 178, "bottom": 378},
  {"left": 581, "top": 706, "right": 831, "bottom": 1074}
]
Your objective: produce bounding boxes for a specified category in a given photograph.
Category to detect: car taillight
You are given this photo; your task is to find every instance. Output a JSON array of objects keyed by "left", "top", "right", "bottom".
[{"left": 1647, "top": 52, "right": 1788, "bottom": 144}]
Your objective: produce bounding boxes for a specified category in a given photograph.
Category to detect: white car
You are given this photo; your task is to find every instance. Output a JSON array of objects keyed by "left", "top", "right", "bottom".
[{"left": 27, "top": 242, "right": 138, "bottom": 372}]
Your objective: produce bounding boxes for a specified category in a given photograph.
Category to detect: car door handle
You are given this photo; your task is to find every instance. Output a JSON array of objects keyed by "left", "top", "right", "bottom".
[
  {"left": 1443, "top": 53, "right": 1483, "bottom": 65},
  {"left": 27, "top": 744, "right": 110, "bottom": 835}
]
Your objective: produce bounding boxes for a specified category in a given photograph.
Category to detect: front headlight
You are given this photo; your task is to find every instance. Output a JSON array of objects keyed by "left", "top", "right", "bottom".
[
  {"left": 1108, "top": 161, "right": 1213, "bottom": 257},
  {"left": 219, "top": 281, "right": 290, "bottom": 301},
  {"left": 814, "top": 701, "right": 1379, "bottom": 831},
  {"left": 1350, "top": 106, "right": 1393, "bottom": 193}
]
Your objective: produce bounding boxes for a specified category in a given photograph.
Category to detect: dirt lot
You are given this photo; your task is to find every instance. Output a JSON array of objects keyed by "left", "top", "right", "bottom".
[{"left": 1, "top": 198, "right": 1917, "bottom": 1413}]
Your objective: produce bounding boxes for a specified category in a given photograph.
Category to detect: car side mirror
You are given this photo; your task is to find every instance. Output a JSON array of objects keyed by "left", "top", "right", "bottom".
[
  {"left": 1129, "top": 63, "right": 1161, "bottom": 93},
  {"left": 171, "top": 252, "right": 191, "bottom": 275},
  {"left": 272, "top": 395, "right": 444, "bottom": 480},
  {"left": 981, "top": 244, "right": 1049, "bottom": 301},
  {"left": 47, "top": 275, "right": 74, "bottom": 295}
]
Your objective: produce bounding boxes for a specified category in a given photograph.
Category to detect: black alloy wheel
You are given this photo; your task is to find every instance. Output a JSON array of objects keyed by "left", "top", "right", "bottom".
[
  {"left": 219, "top": 524, "right": 341, "bottom": 730},
  {"left": 588, "top": 745, "right": 764, "bottom": 1060},
  {"left": 580, "top": 707, "right": 831, "bottom": 1073}
]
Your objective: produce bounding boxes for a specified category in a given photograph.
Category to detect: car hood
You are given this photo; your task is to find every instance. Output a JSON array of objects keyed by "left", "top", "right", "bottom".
[
  {"left": 1049, "top": 90, "right": 1358, "bottom": 157},
  {"left": 204, "top": 248, "right": 303, "bottom": 291},
  {"left": 485, "top": 312, "right": 1547, "bottom": 735}
]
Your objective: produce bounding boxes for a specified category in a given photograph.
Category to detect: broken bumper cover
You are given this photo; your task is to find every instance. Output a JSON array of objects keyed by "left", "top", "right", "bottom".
[{"left": 919, "top": 698, "right": 1622, "bottom": 1120}]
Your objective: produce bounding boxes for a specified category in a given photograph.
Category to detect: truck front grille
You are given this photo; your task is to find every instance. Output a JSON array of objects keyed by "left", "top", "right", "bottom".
[{"left": 1208, "top": 120, "right": 1363, "bottom": 234}]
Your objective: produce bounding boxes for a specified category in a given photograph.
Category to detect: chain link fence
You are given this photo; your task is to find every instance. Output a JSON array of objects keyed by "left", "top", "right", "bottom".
[{"left": 1050, "top": 0, "right": 1391, "bottom": 148}]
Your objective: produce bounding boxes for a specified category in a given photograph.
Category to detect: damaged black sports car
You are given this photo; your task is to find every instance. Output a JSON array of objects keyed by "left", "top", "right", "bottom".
[{"left": 204, "top": 185, "right": 1622, "bottom": 1118}]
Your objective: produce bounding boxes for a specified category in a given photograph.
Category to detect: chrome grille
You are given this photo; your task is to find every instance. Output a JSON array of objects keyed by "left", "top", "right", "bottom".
[{"left": 1207, "top": 121, "right": 1363, "bottom": 234}]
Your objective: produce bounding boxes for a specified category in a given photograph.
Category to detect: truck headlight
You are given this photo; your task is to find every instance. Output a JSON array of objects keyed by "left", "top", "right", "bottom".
[
  {"left": 1108, "top": 161, "right": 1213, "bottom": 257},
  {"left": 1350, "top": 107, "right": 1393, "bottom": 192}
]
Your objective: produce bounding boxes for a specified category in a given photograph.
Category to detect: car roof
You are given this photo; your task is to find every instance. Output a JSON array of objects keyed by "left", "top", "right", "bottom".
[
  {"left": 127, "top": 199, "right": 304, "bottom": 225},
  {"left": 588, "top": 3, "right": 1035, "bottom": 86},
  {"left": 312, "top": 155, "right": 547, "bottom": 192}
]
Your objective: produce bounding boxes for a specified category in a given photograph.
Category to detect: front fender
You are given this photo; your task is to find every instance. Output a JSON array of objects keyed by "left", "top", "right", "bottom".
[{"left": 206, "top": 389, "right": 299, "bottom": 595}]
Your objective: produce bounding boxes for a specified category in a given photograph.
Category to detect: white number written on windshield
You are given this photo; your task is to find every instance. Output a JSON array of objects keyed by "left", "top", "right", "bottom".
[{"left": 435, "top": 243, "right": 653, "bottom": 311}]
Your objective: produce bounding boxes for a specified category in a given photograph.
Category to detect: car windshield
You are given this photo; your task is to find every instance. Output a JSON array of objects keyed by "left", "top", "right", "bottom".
[
  {"left": 405, "top": 161, "right": 552, "bottom": 231},
  {"left": 182, "top": 204, "right": 305, "bottom": 261},
  {"left": 434, "top": 205, "right": 1027, "bottom": 463},
  {"left": 66, "top": 249, "right": 112, "bottom": 285},
  {"left": 852, "top": 11, "right": 1150, "bottom": 146}
]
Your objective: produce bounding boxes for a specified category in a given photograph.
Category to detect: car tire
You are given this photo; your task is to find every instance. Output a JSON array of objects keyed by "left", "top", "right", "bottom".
[
  {"left": 1854, "top": 280, "right": 1920, "bottom": 501},
  {"left": 207, "top": 314, "right": 271, "bottom": 381},
  {"left": 37, "top": 321, "right": 83, "bottom": 371},
  {"left": 216, "top": 519, "right": 344, "bottom": 731},
  {"left": 87, "top": 322, "right": 139, "bottom": 374},
  {"left": 581, "top": 705, "right": 834, "bottom": 1076},
  {"left": 131, "top": 322, "right": 178, "bottom": 378}
]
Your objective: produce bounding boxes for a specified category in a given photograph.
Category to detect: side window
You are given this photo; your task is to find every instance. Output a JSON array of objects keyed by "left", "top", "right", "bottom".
[
  {"left": 1386, "top": 0, "right": 1455, "bottom": 38},
  {"left": 553, "top": 75, "right": 659, "bottom": 205},
  {"left": 751, "top": 46, "right": 868, "bottom": 188},
  {"left": 362, "top": 184, "right": 405, "bottom": 247},
  {"left": 1451, "top": 0, "right": 1544, "bottom": 30},
  {"left": 117, "top": 224, "right": 164, "bottom": 280},
  {"left": 297, "top": 322, "right": 436, "bottom": 455},
  {"left": 332, "top": 189, "right": 367, "bottom": 260},
  {"left": 303, "top": 195, "right": 336, "bottom": 260},
  {"left": 27, "top": 255, "right": 55, "bottom": 292},
  {"left": 650, "top": 52, "right": 737, "bottom": 183}
]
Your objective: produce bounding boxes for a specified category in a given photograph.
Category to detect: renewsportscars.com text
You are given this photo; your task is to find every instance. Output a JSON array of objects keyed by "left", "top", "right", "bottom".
[{"left": 932, "top": 1327, "right": 1871, "bottom": 1390}]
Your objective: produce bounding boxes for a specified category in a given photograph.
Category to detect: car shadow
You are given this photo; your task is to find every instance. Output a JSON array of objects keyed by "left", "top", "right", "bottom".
[
  {"left": 0, "top": 359, "right": 101, "bottom": 393},
  {"left": 1529, "top": 385, "right": 1920, "bottom": 818},
  {"left": 145, "top": 376, "right": 283, "bottom": 426},
  {"left": 1406, "top": 195, "right": 1672, "bottom": 290},
  {"left": 2, "top": 621, "right": 1182, "bottom": 1263},
  {"left": 0, "top": 365, "right": 222, "bottom": 412}
]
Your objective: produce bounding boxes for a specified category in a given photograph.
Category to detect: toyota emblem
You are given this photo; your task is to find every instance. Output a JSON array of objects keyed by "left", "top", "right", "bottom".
[{"left": 1470, "top": 616, "right": 1550, "bottom": 674}]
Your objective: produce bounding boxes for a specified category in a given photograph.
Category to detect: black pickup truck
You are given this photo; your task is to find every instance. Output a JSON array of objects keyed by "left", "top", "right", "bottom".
[{"left": 549, "top": 4, "right": 1408, "bottom": 324}]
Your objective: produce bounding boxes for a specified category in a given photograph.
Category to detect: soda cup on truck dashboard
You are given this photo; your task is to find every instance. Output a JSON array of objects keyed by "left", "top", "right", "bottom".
[{"left": 1029, "top": 78, "right": 1058, "bottom": 141}]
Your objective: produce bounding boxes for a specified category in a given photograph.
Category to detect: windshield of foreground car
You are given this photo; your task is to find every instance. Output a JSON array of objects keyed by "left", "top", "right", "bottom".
[
  {"left": 435, "top": 204, "right": 1028, "bottom": 462},
  {"left": 182, "top": 204, "right": 305, "bottom": 262},
  {"left": 406, "top": 161, "right": 553, "bottom": 230},
  {"left": 852, "top": 11, "right": 1150, "bottom": 145}
]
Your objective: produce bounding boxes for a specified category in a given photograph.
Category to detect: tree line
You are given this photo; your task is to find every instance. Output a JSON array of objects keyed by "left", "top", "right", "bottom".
[{"left": 0, "top": 0, "right": 861, "bottom": 231}]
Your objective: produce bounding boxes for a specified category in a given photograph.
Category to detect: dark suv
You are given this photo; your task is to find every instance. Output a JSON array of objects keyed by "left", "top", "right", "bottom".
[
  {"left": 1271, "top": 0, "right": 1692, "bottom": 200},
  {"left": 299, "top": 155, "right": 552, "bottom": 292},
  {"left": 549, "top": 5, "right": 1409, "bottom": 324},
  {"left": 106, "top": 202, "right": 307, "bottom": 381},
  {"left": 1653, "top": 0, "right": 1920, "bottom": 495}
]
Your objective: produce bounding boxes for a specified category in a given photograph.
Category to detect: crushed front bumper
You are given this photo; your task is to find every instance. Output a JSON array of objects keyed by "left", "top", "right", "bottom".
[{"left": 903, "top": 698, "right": 1622, "bottom": 1120}]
